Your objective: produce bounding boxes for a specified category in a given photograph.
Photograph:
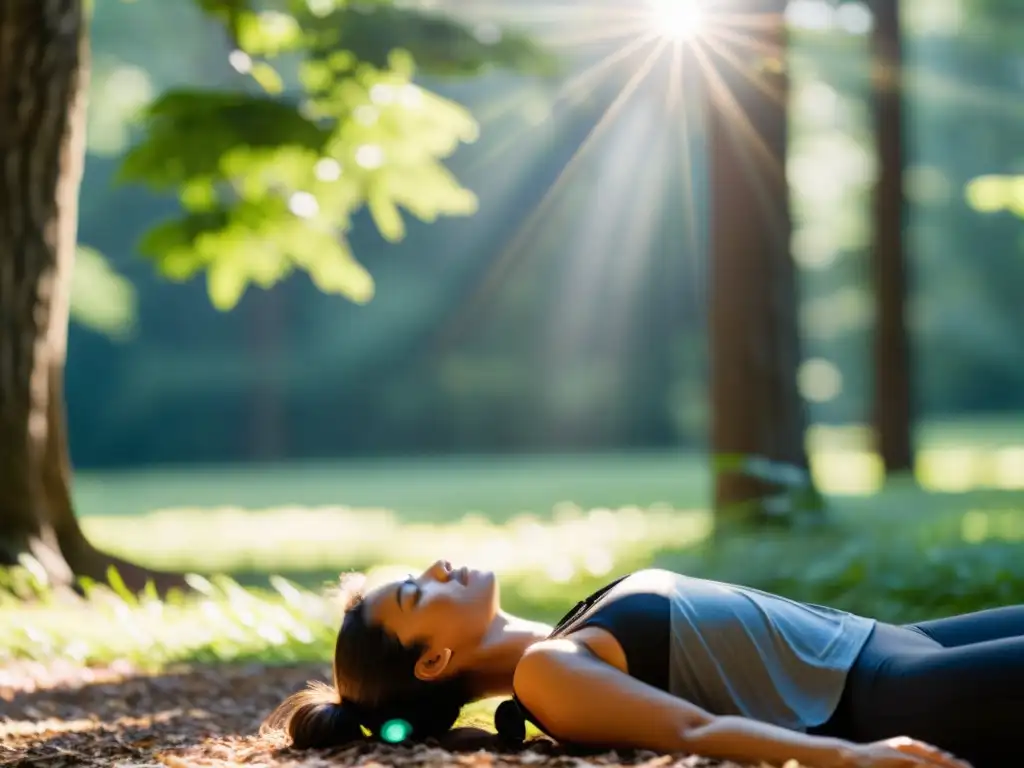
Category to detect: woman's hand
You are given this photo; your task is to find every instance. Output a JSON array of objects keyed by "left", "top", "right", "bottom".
[{"left": 849, "top": 736, "right": 972, "bottom": 768}]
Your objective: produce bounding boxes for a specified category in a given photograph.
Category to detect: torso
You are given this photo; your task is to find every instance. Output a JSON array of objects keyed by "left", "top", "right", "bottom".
[
  {"left": 516, "top": 568, "right": 876, "bottom": 734},
  {"left": 559, "top": 571, "right": 673, "bottom": 690}
]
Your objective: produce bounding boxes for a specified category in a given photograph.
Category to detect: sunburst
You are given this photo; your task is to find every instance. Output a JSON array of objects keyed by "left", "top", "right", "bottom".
[
  {"left": 429, "top": 0, "right": 787, "bottom": 348},
  {"left": 645, "top": 0, "right": 706, "bottom": 41}
]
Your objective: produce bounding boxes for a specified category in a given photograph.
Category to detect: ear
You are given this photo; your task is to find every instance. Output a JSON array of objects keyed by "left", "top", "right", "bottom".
[{"left": 414, "top": 646, "right": 453, "bottom": 682}]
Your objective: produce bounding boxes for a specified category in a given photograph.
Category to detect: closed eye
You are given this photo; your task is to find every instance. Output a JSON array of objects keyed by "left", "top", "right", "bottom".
[{"left": 399, "top": 576, "right": 421, "bottom": 611}]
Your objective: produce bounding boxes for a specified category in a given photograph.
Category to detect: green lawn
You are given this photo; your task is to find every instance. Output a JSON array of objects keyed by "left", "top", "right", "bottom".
[
  {"left": 6, "top": 484, "right": 1024, "bottom": 670},
  {"left": 68, "top": 416, "right": 1024, "bottom": 577},
  {"left": 73, "top": 452, "right": 711, "bottom": 521},
  {"left": 73, "top": 417, "right": 1024, "bottom": 523},
  {"left": 4, "top": 417, "right": 1024, "bottom": 671}
]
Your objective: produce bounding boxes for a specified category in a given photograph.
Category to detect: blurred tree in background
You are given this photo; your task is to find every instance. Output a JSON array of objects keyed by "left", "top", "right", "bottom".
[
  {"left": 869, "top": 0, "right": 914, "bottom": 479},
  {"left": 706, "top": 0, "right": 820, "bottom": 524},
  {"left": 3, "top": 0, "right": 1020, "bottom": 567},
  {"left": 0, "top": 0, "right": 548, "bottom": 590}
]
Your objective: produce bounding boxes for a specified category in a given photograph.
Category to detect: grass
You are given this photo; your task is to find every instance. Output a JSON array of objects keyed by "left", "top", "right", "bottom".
[
  {"left": 7, "top": 426, "right": 1024, "bottom": 705},
  {"left": 71, "top": 417, "right": 1024, "bottom": 525},
  {"left": 5, "top": 485, "right": 1024, "bottom": 670},
  {"left": 6, "top": 449, "right": 1024, "bottom": 766}
]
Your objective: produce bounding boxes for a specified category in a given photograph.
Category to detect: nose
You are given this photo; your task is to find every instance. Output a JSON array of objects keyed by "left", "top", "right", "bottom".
[{"left": 425, "top": 559, "right": 453, "bottom": 582}]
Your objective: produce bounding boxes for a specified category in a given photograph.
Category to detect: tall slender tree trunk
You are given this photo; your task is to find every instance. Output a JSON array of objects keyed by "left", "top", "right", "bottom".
[
  {"left": 871, "top": 0, "right": 915, "bottom": 476},
  {"left": 0, "top": 0, "right": 183, "bottom": 592},
  {"left": 706, "top": 0, "right": 820, "bottom": 524}
]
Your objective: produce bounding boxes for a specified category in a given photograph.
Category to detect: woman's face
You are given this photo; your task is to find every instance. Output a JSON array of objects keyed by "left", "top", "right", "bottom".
[{"left": 364, "top": 559, "right": 500, "bottom": 679}]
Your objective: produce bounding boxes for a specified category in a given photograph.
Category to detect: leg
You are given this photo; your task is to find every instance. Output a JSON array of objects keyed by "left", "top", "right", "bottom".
[
  {"left": 843, "top": 624, "right": 1024, "bottom": 768},
  {"left": 908, "top": 605, "right": 1024, "bottom": 647}
]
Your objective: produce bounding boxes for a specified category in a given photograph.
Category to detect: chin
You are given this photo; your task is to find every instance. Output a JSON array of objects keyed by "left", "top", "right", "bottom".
[{"left": 476, "top": 568, "right": 500, "bottom": 612}]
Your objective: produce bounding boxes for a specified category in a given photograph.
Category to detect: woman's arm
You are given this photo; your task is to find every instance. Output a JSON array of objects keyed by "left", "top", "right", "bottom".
[{"left": 513, "top": 639, "right": 912, "bottom": 767}]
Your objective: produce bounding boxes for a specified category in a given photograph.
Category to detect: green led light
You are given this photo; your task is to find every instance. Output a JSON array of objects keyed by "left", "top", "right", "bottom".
[{"left": 380, "top": 718, "right": 412, "bottom": 744}]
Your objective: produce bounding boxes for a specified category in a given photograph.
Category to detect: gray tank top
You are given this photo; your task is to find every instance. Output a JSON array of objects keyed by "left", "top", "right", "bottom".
[
  {"left": 658, "top": 569, "right": 876, "bottom": 730},
  {"left": 549, "top": 569, "right": 876, "bottom": 732},
  {"left": 511, "top": 570, "right": 876, "bottom": 737}
]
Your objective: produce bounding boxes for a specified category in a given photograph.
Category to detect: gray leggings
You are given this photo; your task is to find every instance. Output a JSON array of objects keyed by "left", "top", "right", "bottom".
[{"left": 811, "top": 606, "right": 1024, "bottom": 767}]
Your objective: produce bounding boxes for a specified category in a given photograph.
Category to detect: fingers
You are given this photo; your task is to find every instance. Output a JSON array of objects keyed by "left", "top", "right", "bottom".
[{"left": 886, "top": 737, "right": 973, "bottom": 768}]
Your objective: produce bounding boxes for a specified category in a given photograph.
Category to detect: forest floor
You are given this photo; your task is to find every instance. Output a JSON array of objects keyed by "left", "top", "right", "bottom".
[{"left": 0, "top": 661, "right": 752, "bottom": 768}]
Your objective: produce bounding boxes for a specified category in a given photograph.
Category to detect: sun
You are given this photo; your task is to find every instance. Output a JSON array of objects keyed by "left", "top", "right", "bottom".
[{"left": 646, "top": 0, "right": 706, "bottom": 41}]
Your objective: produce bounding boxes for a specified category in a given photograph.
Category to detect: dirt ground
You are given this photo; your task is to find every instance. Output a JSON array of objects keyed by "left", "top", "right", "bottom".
[{"left": 0, "top": 662, "right": 746, "bottom": 768}]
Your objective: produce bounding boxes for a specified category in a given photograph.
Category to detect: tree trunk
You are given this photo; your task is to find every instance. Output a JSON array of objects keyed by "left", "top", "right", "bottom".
[
  {"left": 0, "top": 0, "right": 184, "bottom": 593},
  {"left": 871, "top": 0, "right": 915, "bottom": 476},
  {"left": 705, "top": 0, "right": 820, "bottom": 525}
]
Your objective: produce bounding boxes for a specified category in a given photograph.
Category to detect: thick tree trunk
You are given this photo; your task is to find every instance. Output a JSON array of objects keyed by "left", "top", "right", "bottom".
[
  {"left": 706, "top": 0, "right": 820, "bottom": 524},
  {"left": 871, "top": 0, "right": 915, "bottom": 476},
  {"left": 0, "top": 0, "right": 184, "bottom": 593}
]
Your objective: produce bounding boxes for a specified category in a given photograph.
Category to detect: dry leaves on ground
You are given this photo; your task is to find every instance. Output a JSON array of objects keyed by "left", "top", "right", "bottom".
[{"left": 1, "top": 661, "right": 764, "bottom": 768}]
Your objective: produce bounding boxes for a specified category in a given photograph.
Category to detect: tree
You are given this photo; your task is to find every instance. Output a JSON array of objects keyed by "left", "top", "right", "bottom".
[
  {"left": 0, "top": 0, "right": 172, "bottom": 590},
  {"left": 0, "top": 0, "right": 549, "bottom": 591},
  {"left": 122, "top": 0, "right": 552, "bottom": 311},
  {"left": 870, "top": 0, "right": 915, "bottom": 478},
  {"left": 705, "top": 0, "right": 821, "bottom": 525}
]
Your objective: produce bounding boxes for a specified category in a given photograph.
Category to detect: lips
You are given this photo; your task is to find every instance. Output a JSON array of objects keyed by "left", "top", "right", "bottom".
[{"left": 457, "top": 566, "right": 469, "bottom": 585}]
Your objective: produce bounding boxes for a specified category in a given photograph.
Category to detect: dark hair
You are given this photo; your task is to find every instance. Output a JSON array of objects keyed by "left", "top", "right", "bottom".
[{"left": 262, "top": 580, "right": 473, "bottom": 749}]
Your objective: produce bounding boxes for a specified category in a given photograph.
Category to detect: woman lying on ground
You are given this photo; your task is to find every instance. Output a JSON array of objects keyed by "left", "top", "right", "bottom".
[{"left": 263, "top": 561, "right": 1021, "bottom": 768}]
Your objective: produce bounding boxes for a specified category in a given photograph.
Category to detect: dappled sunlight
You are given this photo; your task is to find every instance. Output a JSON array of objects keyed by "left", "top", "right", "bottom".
[
  {"left": 0, "top": 572, "right": 341, "bottom": 667},
  {"left": 80, "top": 503, "right": 713, "bottom": 580},
  {"left": 960, "top": 508, "right": 1024, "bottom": 544},
  {"left": 807, "top": 446, "right": 1024, "bottom": 497}
]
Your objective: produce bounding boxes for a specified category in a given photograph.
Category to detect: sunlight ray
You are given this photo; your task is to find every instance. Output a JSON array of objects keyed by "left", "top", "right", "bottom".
[
  {"left": 707, "top": 24, "right": 785, "bottom": 59},
  {"left": 666, "top": 40, "right": 684, "bottom": 111},
  {"left": 554, "top": 33, "right": 661, "bottom": 108},
  {"left": 464, "top": 35, "right": 661, "bottom": 174},
  {"left": 433, "top": 39, "right": 671, "bottom": 350},
  {"left": 666, "top": 47, "right": 703, "bottom": 290},
  {"left": 456, "top": 1, "right": 638, "bottom": 25},
  {"left": 544, "top": 99, "right": 664, "bottom": 372},
  {"left": 709, "top": 11, "right": 786, "bottom": 30},
  {"left": 689, "top": 39, "right": 785, "bottom": 181},
  {"left": 474, "top": 85, "right": 552, "bottom": 125},
  {"left": 462, "top": 119, "right": 546, "bottom": 175},
  {"left": 702, "top": 29, "right": 787, "bottom": 106},
  {"left": 533, "top": 20, "right": 653, "bottom": 50}
]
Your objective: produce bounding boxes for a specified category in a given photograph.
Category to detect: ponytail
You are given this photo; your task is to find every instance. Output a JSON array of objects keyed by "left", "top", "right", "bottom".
[{"left": 261, "top": 681, "right": 364, "bottom": 749}]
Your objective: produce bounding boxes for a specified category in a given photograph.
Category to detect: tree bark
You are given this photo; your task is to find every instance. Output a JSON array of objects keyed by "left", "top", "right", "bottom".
[
  {"left": 705, "top": 0, "right": 820, "bottom": 524},
  {"left": 870, "top": 0, "right": 915, "bottom": 476},
  {"left": 0, "top": 0, "right": 184, "bottom": 593}
]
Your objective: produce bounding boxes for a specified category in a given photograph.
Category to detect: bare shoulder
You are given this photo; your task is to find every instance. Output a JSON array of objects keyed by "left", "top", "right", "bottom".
[
  {"left": 514, "top": 638, "right": 585, "bottom": 692},
  {"left": 511, "top": 638, "right": 712, "bottom": 752}
]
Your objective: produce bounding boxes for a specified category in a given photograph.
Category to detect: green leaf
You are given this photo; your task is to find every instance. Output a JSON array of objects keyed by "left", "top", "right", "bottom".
[
  {"left": 236, "top": 10, "right": 302, "bottom": 56},
  {"left": 301, "top": 5, "right": 560, "bottom": 79},
  {"left": 299, "top": 238, "right": 375, "bottom": 303},
  {"left": 119, "top": 0, "right": 552, "bottom": 311},
  {"left": 106, "top": 566, "right": 138, "bottom": 606},
  {"left": 249, "top": 62, "right": 285, "bottom": 94},
  {"left": 207, "top": 257, "right": 249, "bottom": 310},
  {"left": 368, "top": 186, "right": 406, "bottom": 242},
  {"left": 119, "top": 91, "right": 328, "bottom": 189}
]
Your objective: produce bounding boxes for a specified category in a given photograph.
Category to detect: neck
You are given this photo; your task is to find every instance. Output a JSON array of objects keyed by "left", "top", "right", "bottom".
[{"left": 462, "top": 611, "right": 551, "bottom": 699}]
